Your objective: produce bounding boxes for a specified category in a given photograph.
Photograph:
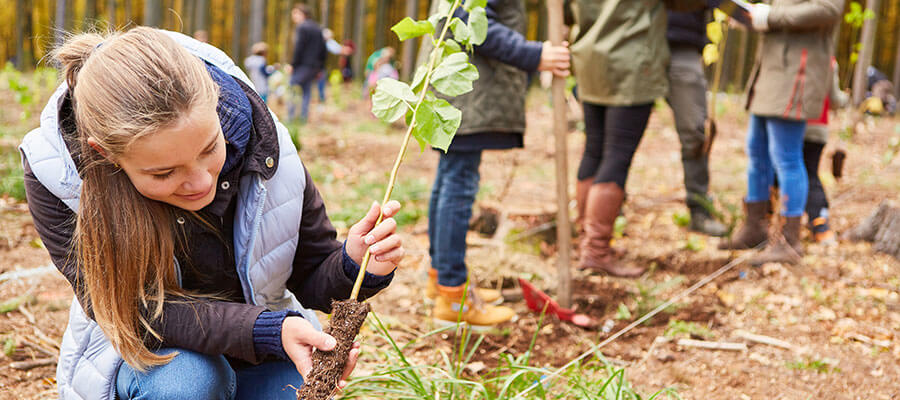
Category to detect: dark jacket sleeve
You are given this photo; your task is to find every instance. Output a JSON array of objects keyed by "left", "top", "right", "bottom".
[
  {"left": 452, "top": 0, "right": 543, "bottom": 72},
  {"left": 291, "top": 26, "right": 306, "bottom": 68},
  {"left": 23, "top": 159, "right": 267, "bottom": 363},
  {"left": 287, "top": 167, "right": 392, "bottom": 313}
]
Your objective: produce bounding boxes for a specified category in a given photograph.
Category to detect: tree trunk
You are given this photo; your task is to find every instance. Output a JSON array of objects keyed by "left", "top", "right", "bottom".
[
  {"left": 232, "top": 0, "right": 243, "bottom": 59},
  {"left": 342, "top": 0, "right": 353, "bottom": 42},
  {"left": 123, "top": 0, "right": 132, "bottom": 25},
  {"left": 84, "top": 0, "right": 97, "bottom": 29},
  {"left": 852, "top": 0, "right": 880, "bottom": 106},
  {"left": 352, "top": 0, "right": 365, "bottom": 80},
  {"left": 15, "top": 0, "right": 27, "bottom": 69},
  {"left": 249, "top": 0, "right": 265, "bottom": 46},
  {"left": 54, "top": 0, "right": 67, "bottom": 47},
  {"left": 144, "top": 0, "right": 163, "bottom": 26},
  {"left": 374, "top": 0, "right": 388, "bottom": 49},
  {"left": 320, "top": 0, "right": 331, "bottom": 30},
  {"left": 400, "top": 0, "right": 418, "bottom": 80},
  {"left": 194, "top": 0, "right": 210, "bottom": 34},
  {"left": 848, "top": 201, "right": 900, "bottom": 260},
  {"left": 106, "top": 0, "right": 116, "bottom": 26},
  {"left": 894, "top": 30, "right": 900, "bottom": 98}
]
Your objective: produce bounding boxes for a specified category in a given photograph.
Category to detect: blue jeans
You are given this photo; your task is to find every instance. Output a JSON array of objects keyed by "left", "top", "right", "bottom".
[
  {"left": 317, "top": 75, "right": 327, "bottom": 102},
  {"left": 288, "top": 80, "right": 314, "bottom": 122},
  {"left": 115, "top": 348, "right": 302, "bottom": 399},
  {"left": 428, "top": 151, "right": 482, "bottom": 287},
  {"left": 745, "top": 115, "right": 808, "bottom": 217}
]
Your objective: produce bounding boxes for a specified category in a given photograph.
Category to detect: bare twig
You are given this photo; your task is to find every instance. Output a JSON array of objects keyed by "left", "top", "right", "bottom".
[
  {"left": 677, "top": 338, "right": 747, "bottom": 351},
  {"left": 21, "top": 339, "right": 58, "bottom": 359},
  {"left": 734, "top": 329, "right": 797, "bottom": 351},
  {"left": 10, "top": 357, "right": 56, "bottom": 370},
  {"left": 32, "top": 327, "right": 60, "bottom": 350},
  {"left": 18, "top": 304, "right": 36, "bottom": 325}
]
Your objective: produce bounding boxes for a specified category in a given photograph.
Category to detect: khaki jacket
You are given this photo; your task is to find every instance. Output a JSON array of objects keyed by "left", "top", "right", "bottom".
[
  {"left": 744, "top": 0, "right": 844, "bottom": 120},
  {"left": 569, "top": 0, "right": 705, "bottom": 106}
]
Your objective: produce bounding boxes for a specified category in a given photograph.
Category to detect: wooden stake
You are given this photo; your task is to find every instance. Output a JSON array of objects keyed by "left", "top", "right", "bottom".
[{"left": 546, "top": 0, "right": 572, "bottom": 309}]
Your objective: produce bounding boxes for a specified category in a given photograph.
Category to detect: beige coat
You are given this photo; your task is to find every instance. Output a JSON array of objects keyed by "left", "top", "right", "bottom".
[{"left": 744, "top": 0, "right": 844, "bottom": 120}]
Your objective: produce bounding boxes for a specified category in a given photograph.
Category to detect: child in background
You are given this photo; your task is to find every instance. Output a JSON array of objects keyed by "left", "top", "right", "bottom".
[{"left": 244, "top": 42, "right": 275, "bottom": 102}]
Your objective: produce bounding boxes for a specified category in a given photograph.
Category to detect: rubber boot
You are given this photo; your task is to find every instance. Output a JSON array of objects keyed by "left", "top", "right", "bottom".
[
  {"left": 574, "top": 179, "right": 594, "bottom": 236},
  {"left": 750, "top": 216, "right": 804, "bottom": 266},
  {"left": 718, "top": 200, "right": 770, "bottom": 250},
  {"left": 434, "top": 284, "right": 515, "bottom": 329},
  {"left": 425, "top": 268, "right": 502, "bottom": 305},
  {"left": 579, "top": 182, "right": 645, "bottom": 277}
]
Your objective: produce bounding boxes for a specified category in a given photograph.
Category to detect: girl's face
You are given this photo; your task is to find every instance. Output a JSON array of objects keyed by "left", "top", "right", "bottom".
[{"left": 117, "top": 105, "right": 226, "bottom": 211}]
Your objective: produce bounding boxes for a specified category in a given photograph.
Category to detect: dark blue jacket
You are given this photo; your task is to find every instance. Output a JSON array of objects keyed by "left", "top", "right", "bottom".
[
  {"left": 666, "top": 1, "right": 722, "bottom": 51},
  {"left": 290, "top": 20, "right": 327, "bottom": 83}
]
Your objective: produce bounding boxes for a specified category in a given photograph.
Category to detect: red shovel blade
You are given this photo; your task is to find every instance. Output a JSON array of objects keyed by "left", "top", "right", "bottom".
[{"left": 518, "top": 278, "right": 595, "bottom": 328}]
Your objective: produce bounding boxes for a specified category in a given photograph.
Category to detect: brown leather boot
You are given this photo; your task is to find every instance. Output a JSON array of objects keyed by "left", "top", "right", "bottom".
[
  {"left": 579, "top": 183, "right": 645, "bottom": 277},
  {"left": 750, "top": 216, "right": 803, "bottom": 266},
  {"left": 718, "top": 200, "right": 770, "bottom": 250},
  {"left": 574, "top": 179, "right": 593, "bottom": 236}
]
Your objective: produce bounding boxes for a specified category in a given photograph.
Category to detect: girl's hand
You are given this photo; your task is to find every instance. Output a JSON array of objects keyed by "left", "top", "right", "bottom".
[
  {"left": 282, "top": 316, "right": 360, "bottom": 388},
  {"left": 538, "top": 41, "right": 571, "bottom": 77},
  {"left": 346, "top": 200, "right": 404, "bottom": 276}
]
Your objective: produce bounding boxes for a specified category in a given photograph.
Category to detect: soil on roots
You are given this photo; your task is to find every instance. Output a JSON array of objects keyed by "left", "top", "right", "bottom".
[{"left": 296, "top": 299, "right": 370, "bottom": 400}]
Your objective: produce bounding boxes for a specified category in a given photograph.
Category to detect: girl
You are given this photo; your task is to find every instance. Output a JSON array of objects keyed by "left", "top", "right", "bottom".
[
  {"left": 21, "top": 27, "right": 404, "bottom": 399},
  {"left": 718, "top": 0, "right": 842, "bottom": 266}
]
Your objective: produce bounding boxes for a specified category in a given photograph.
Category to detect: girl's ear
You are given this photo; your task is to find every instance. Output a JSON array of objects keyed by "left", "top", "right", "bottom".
[{"left": 86, "top": 137, "right": 109, "bottom": 159}]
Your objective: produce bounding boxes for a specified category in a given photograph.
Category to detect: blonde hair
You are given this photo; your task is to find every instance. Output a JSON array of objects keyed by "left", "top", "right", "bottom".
[{"left": 53, "top": 27, "right": 219, "bottom": 371}]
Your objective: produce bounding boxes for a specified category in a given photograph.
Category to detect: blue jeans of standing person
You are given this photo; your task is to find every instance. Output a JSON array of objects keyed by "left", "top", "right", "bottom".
[
  {"left": 745, "top": 115, "right": 808, "bottom": 217},
  {"left": 116, "top": 348, "right": 302, "bottom": 399},
  {"left": 287, "top": 79, "right": 314, "bottom": 122},
  {"left": 429, "top": 151, "right": 482, "bottom": 287},
  {"left": 317, "top": 75, "right": 327, "bottom": 102}
]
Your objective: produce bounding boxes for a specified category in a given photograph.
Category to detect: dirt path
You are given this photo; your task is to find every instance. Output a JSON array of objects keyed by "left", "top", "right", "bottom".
[{"left": 1, "top": 92, "right": 898, "bottom": 399}]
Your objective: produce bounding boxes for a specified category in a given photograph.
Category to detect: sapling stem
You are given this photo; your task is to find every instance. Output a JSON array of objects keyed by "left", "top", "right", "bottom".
[{"left": 349, "top": 0, "right": 463, "bottom": 301}]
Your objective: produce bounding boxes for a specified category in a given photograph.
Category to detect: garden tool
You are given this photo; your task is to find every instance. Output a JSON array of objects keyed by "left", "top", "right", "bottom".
[{"left": 518, "top": 278, "right": 595, "bottom": 328}]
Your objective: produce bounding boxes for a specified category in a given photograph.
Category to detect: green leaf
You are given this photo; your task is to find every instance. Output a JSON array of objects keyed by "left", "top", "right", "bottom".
[
  {"left": 464, "top": 0, "right": 487, "bottom": 11},
  {"left": 412, "top": 95, "right": 461, "bottom": 152},
  {"left": 391, "top": 17, "right": 435, "bottom": 41},
  {"left": 467, "top": 7, "right": 488, "bottom": 46},
  {"left": 371, "top": 78, "right": 417, "bottom": 123},
  {"left": 431, "top": 52, "right": 479, "bottom": 97},
  {"left": 450, "top": 17, "right": 472, "bottom": 47}
]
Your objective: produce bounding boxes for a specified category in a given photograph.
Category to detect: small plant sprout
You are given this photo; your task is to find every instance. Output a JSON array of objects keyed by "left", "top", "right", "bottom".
[{"left": 297, "top": 1, "right": 488, "bottom": 398}]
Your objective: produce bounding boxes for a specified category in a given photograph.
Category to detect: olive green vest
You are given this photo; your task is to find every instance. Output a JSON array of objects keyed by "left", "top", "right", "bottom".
[{"left": 427, "top": 0, "right": 530, "bottom": 135}]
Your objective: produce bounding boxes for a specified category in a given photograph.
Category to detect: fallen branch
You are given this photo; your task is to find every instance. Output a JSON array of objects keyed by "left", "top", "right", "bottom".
[
  {"left": 21, "top": 339, "right": 58, "bottom": 359},
  {"left": 10, "top": 357, "right": 56, "bottom": 371},
  {"left": 677, "top": 338, "right": 747, "bottom": 351},
  {"left": 733, "top": 329, "right": 796, "bottom": 351}
]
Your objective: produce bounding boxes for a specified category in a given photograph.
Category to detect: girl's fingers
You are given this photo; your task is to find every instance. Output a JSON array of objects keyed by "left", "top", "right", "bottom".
[
  {"left": 350, "top": 202, "right": 381, "bottom": 237},
  {"left": 369, "top": 235, "right": 401, "bottom": 255},
  {"left": 362, "top": 218, "right": 397, "bottom": 245},
  {"left": 374, "top": 246, "right": 405, "bottom": 263},
  {"left": 381, "top": 200, "right": 401, "bottom": 218}
]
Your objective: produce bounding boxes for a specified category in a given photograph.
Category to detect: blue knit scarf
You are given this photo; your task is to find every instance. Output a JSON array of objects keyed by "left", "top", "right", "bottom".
[{"left": 204, "top": 62, "right": 252, "bottom": 174}]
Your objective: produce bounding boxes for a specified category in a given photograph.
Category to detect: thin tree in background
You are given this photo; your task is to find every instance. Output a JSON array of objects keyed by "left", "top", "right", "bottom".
[
  {"left": 55, "top": 0, "right": 67, "bottom": 47},
  {"left": 106, "top": 0, "right": 116, "bottom": 27},
  {"left": 84, "top": 0, "right": 97, "bottom": 30},
  {"left": 321, "top": 0, "right": 331, "bottom": 30},
  {"left": 400, "top": 0, "right": 417, "bottom": 80},
  {"left": 852, "top": 0, "right": 879, "bottom": 105},
  {"left": 194, "top": 0, "right": 209, "bottom": 34},
  {"left": 352, "top": 0, "right": 365, "bottom": 79},
  {"left": 249, "top": 0, "right": 266, "bottom": 46},
  {"left": 374, "top": 0, "right": 388, "bottom": 49},
  {"left": 232, "top": 0, "right": 243, "bottom": 58},
  {"left": 15, "top": 0, "right": 27, "bottom": 69},
  {"left": 123, "top": 0, "right": 133, "bottom": 26},
  {"left": 894, "top": 29, "right": 900, "bottom": 98},
  {"left": 144, "top": 0, "right": 163, "bottom": 27}
]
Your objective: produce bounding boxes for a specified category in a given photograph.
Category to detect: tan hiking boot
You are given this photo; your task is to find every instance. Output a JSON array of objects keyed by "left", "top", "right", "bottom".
[
  {"left": 434, "top": 284, "right": 515, "bottom": 329},
  {"left": 718, "top": 200, "right": 770, "bottom": 250},
  {"left": 425, "top": 268, "right": 502, "bottom": 305},
  {"left": 750, "top": 216, "right": 804, "bottom": 266},
  {"left": 579, "top": 182, "right": 645, "bottom": 277}
]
